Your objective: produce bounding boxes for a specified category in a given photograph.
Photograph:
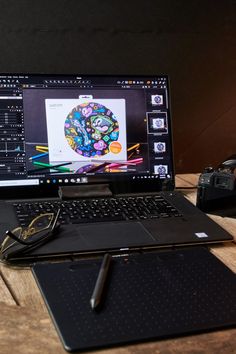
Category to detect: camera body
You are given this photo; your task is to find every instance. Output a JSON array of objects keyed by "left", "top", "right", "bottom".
[{"left": 196, "top": 157, "right": 236, "bottom": 212}]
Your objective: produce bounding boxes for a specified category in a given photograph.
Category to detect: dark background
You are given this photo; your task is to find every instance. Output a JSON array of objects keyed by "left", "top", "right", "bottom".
[{"left": 0, "top": 0, "right": 235, "bottom": 173}]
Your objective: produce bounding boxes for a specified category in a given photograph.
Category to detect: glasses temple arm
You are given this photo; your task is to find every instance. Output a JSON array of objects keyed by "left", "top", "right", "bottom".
[{"left": 5, "top": 230, "right": 30, "bottom": 245}]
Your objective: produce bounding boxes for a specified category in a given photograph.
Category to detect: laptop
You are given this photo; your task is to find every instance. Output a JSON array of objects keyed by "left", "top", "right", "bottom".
[{"left": 0, "top": 73, "right": 233, "bottom": 259}]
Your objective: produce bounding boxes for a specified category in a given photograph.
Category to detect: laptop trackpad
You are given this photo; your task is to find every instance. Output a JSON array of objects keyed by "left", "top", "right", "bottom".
[
  {"left": 29, "top": 221, "right": 156, "bottom": 256},
  {"left": 72, "top": 221, "right": 156, "bottom": 249}
]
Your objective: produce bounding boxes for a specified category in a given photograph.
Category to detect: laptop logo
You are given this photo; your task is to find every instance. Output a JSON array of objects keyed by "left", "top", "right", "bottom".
[{"left": 195, "top": 232, "right": 209, "bottom": 238}]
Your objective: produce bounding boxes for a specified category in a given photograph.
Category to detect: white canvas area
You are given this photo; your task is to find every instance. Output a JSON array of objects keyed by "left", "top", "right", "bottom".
[{"left": 45, "top": 99, "right": 127, "bottom": 163}]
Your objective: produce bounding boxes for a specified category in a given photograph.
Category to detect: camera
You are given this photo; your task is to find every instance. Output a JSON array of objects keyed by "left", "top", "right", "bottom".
[{"left": 196, "top": 156, "right": 236, "bottom": 212}]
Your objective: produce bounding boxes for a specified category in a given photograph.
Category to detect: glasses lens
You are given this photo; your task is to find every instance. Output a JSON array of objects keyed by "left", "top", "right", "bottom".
[
  {"left": 21, "top": 213, "right": 55, "bottom": 241},
  {"left": 30, "top": 213, "right": 54, "bottom": 230},
  {"left": 1, "top": 236, "right": 14, "bottom": 253}
]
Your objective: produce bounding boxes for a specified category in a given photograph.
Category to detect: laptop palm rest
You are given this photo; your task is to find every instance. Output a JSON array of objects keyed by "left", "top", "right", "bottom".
[{"left": 28, "top": 221, "right": 156, "bottom": 256}]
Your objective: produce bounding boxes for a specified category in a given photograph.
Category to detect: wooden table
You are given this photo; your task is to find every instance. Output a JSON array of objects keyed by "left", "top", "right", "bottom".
[{"left": 0, "top": 174, "right": 236, "bottom": 354}]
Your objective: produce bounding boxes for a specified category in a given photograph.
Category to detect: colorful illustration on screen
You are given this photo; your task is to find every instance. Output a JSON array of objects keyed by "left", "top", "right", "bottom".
[{"left": 64, "top": 102, "right": 120, "bottom": 158}]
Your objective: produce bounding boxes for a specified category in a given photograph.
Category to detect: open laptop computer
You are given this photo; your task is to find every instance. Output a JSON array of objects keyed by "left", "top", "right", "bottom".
[{"left": 0, "top": 73, "right": 233, "bottom": 260}]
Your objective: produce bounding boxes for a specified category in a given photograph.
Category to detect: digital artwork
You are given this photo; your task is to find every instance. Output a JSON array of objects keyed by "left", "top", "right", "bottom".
[{"left": 64, "top": 102, "right": 120, "bottom": 158}]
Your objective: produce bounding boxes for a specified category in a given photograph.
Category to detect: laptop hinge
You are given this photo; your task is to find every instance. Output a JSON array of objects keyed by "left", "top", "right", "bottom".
[{"left": 58, "top": 183, "right": 113, "bottom": 199}]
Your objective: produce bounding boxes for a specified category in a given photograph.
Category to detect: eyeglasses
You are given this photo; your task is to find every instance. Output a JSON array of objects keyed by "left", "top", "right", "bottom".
[{"left": 0, "top": 209, "right": 60, "bottom": 264}]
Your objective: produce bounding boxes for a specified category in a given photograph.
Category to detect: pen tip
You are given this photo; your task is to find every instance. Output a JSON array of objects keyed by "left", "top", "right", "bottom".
[{"left": 90, "top": 298, "right": 99, "bottom": 310}]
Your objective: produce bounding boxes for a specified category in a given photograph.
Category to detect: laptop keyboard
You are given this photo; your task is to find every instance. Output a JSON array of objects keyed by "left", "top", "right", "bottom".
[{"left": 13, "top": 195, "right": 182, "bottom": 227}]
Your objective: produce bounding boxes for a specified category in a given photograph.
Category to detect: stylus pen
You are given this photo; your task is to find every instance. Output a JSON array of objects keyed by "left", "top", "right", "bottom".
[{"left": 90, "top": 253, "right": 112, "bottom": 310}]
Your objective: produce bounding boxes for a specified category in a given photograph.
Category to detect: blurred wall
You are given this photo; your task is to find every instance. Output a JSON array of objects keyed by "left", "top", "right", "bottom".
[{"left": 0, "top": 0, "right": 235, "bottom": 173}]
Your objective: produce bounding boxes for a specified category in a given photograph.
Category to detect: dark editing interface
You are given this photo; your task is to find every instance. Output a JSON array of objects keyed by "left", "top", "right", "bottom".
[{"left": 0, "top": 74, "right": 174, "bottom": 187}]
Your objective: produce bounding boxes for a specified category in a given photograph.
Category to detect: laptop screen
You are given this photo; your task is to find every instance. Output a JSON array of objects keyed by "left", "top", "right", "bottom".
[{"left": 0, "top": 74, "right": 174, "bottom": 196}]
